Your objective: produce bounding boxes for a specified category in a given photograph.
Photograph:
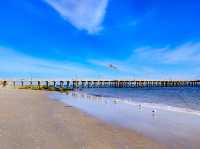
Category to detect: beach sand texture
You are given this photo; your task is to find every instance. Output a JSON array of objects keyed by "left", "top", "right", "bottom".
[{"left": 0, "top": 88, "right": 167, "bottom": 149}]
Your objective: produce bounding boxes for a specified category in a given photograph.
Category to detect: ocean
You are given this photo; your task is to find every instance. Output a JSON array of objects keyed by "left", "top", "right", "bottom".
[{"left": 80, "top": 87, "right": 200, "bottom": 111}]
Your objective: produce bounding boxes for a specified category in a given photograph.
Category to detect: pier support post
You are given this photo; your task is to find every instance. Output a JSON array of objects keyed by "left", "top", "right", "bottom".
[
  {"left": 60, "top": 81, "right": 64, "bottom": 89},
  {"left": 45, "top": 81, "right": 49, "bottom": 88},
  {"left": 13, "top": 81, "right": 16, "bottom": 88},
  {"left": 99, "top": 81, "right": 103, "bottom": 88},
  {"left": 66, "top": 81, "right": 70, "bottom": 88},
  {"left": 52, "top": 81, "right": 56, "bottom": 88},
  {"left": 38, "top": 81, "right": 40, "bottom": 89},
  {"left": 30, "top": 81, "right": 32, "bottom": 86},
  {"left": 81, "top": 81, "right": 85, "bottom": 88},
  {"left": 73, "top": 81, "right": 76, "bottom": 89},
  {"left": 21, "top": 81, "right": 24, "bottom": 87}
]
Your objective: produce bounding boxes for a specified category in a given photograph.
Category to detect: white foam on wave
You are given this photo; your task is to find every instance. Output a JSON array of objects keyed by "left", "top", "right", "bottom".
[{"left": 122, "top": 99, "right": 200, "bottom": 116}]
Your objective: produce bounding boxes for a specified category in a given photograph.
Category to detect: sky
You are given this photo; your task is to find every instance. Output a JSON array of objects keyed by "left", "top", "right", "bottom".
[{"left": 0, "top": 0, "right": 200, "bottom": 80}]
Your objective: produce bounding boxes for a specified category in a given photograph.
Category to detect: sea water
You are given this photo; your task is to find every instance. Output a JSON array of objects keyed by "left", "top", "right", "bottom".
[{"left": 81, "top": 87, "right": 200, "bottom": 111}]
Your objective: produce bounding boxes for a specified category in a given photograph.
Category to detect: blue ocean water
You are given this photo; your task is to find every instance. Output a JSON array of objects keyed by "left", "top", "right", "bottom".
[{"left": 80, "top": 87, "right": 200, "bottom": 111}]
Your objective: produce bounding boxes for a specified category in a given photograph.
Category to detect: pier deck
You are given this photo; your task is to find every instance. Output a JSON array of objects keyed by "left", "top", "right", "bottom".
[{"left": 1, "top": 80, "right": 200, "bottom": 89}]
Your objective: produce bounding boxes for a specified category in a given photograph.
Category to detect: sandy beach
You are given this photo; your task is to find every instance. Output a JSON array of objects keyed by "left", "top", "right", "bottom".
[{"left": 0, "top": 88, "right": 168, "bottom": 149}]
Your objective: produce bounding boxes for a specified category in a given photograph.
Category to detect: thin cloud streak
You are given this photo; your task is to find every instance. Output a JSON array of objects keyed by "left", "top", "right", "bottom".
[
  {"left": 0, "top": 47, "right": 96, "bottom": 80},
  {"left": 133, "top": 42, "right": 200, "bottom": 64},
  {"left": 45, "top": 0, "right": 108, "bottom": 34},
  {"left": 1, "top": 42, "right": 200, "bottom": 80},
  {"left": 90, "top": 42, "right": 200, "bottom": 80}
]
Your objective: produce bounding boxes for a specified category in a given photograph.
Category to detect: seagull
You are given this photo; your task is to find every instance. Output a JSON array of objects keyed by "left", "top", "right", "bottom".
[
  {"left": 152, "top": 109, "right": 157, "bottom": 113},
  {"left": 108, "top": 64, "right": 118, "bottom": 70}
]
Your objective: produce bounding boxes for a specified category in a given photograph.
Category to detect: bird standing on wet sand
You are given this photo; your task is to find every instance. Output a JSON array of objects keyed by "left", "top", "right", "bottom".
[{"left": 152, "top": 109, "right": 157, "bottom": 113}]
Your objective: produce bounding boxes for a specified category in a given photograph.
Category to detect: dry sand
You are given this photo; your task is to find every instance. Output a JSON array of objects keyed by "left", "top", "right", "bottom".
[{"left": 0, "top": 88, "right": 168, "bottom": 149}]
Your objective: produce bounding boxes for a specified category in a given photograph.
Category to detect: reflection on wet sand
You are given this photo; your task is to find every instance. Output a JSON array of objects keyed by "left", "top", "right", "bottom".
[{"left": 74, "top": 93, "right": 128, "bottom": 111}]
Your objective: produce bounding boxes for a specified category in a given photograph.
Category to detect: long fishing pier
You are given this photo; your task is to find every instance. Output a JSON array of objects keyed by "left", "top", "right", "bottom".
[{"left": 1, "top": 80, "right": 200, "bottom": 89}]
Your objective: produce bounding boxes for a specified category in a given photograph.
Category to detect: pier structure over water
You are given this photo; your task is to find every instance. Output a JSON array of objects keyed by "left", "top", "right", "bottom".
[{"left": 1, "top": 80, "right": 200, "bottom": 89}]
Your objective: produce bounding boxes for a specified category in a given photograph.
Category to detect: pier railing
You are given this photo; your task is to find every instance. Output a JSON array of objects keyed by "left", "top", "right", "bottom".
[{"left": 1, "top": 80, "right": 200, "bottom": 89}]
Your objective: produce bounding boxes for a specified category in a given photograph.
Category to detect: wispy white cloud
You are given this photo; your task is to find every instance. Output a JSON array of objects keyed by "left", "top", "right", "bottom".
[
  {"left": 1, "top": 42, "right": 200, "bottom": 80},
  {"left": 0, "top": 47, "right": 96, "bottom": 80},
  {"left": 45, "top": 0, "right": 108, "bottom": 34},
  {"left": 89, "top": 42, "right": 200, "bottom": 80},
  {"left": 133, "top": 42, "right": 200, "bottom": 64},
  {"left": 89, "top": 59, "right": 157, "bottom": 80}
]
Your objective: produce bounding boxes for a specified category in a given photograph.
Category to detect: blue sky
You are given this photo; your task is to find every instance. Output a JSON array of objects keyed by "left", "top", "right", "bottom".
[{"left": 0, "top": 0, "right": 200, "bottom": 80}]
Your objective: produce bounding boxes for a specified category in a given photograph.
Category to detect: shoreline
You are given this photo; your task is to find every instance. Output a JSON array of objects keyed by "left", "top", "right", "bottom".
[
  {"left": 51, "top": 90, "right": 200, "bottom": 149},
  {"left": 0, "top": 88, "right": 167, "bottom": 149},
  {"left": 79, "top": 87, "right": 200, "bottom": 115}
]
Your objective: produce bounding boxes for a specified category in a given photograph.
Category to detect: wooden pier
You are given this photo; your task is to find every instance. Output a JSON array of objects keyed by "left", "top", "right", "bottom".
[{"left": 1, "top": 80, "right": 200, "bottom": 89}]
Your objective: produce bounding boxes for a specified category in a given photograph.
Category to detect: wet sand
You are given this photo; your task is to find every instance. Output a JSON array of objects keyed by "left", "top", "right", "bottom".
[{"left": 0, "top": 88, "right": 167, "bottom": 149}]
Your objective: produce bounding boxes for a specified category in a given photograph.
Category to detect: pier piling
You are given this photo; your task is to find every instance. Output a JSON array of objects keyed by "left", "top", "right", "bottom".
[{"left": 4, "top": 80, "right": 200, "bottom": 90}]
